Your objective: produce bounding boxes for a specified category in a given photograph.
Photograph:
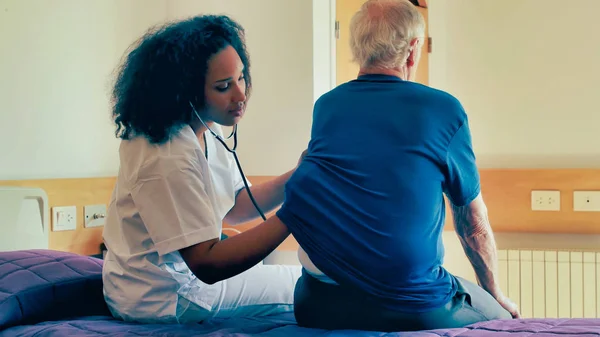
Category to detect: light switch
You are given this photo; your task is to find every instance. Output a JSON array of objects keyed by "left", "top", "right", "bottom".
[
  {"left": 84, "top": 204, "right": 107, "bottom": 228},
  {"left": 573, "top": 191, "right": 600, "bottom": 212}
]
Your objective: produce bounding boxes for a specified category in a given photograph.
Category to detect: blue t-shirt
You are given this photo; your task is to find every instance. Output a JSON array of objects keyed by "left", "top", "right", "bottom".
[{"left": 276, "top": 74, "right": 481, "bottom": 313}]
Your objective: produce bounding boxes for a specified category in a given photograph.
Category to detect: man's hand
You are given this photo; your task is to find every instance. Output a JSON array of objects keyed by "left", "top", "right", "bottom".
[{"left": 496, "top": 294, "right": 520, "bottom": 318}]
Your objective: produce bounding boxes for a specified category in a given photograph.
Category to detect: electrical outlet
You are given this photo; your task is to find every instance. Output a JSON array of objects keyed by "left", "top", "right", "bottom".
[
  {"left": 573, "top": 191, "right": 600, "bottom": 212},
  {"left": 52, "top": 206, "right": 77, "bottom": 231},
  {"left": 531, "top": 190, "right": 560, "bottom": 211},
  {"left": 84, "top": 204, "right": 107, "bottom": 228}
]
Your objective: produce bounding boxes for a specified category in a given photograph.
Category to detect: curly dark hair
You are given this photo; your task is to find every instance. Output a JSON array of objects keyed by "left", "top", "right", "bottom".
[{"left": 110, "top": 15, "right": 252, "bottom": 144}]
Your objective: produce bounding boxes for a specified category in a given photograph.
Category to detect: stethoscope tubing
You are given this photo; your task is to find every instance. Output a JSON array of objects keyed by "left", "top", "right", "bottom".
[{"left": 189, "top": 102, "right": 267, "bottom": 222}]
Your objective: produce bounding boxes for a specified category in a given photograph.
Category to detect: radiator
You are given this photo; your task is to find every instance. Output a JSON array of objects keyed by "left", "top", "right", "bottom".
[{"left": 498, "top": 249, "right": 600, "bottom": 318}]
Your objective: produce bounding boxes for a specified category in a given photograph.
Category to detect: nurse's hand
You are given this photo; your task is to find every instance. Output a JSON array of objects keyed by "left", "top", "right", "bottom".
[{"left": 297, "top": 149, "right": 308, "bottom": 167}]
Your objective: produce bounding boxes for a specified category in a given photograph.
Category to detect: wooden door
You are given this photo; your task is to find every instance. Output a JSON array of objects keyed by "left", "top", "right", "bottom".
[{"left": 335, "top": 0, "right": 429, "bottom": 86}]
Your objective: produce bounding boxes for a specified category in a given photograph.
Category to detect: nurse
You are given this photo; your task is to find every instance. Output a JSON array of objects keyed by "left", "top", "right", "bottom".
[{"left": 102, "top": 15, "right": 303, "bottom": 324}]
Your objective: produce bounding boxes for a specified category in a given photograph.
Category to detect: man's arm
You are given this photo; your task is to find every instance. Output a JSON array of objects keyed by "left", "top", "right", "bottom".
[{"left": 450, "top": 192, "right": 520, "bottom": 318}]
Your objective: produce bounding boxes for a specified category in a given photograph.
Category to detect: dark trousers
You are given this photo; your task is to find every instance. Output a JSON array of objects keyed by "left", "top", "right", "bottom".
[{"left": 293, "top": 270, "right": 512, "bottom": 332}]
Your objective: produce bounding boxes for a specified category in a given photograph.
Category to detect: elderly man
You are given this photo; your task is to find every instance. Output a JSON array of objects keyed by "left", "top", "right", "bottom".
[{"left": 276, "top": 0, "right": 519, "bottom": 332}]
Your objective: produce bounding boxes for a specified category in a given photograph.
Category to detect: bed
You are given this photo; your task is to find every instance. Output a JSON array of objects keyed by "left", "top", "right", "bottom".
[
  {"left": 3, "top": 251, "right": 600, "bottom": 337},
  {"left": 2, "top": 188, "right": 600, "bottom": 336}
]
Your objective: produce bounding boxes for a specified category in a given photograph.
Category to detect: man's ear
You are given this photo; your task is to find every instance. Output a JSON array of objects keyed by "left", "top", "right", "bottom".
[{"left": 406, "top": 38, "right": 421, "bottom": 67}]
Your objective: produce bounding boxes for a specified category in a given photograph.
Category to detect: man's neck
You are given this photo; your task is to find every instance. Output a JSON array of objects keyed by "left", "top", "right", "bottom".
[{"left": 358, "top": 66, "right": 408, "bottom": 80}]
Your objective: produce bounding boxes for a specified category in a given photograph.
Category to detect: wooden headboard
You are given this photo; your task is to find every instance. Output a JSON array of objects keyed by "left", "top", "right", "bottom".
[{"left": 2, "top": 169, "right": 600, "bottom": 255}]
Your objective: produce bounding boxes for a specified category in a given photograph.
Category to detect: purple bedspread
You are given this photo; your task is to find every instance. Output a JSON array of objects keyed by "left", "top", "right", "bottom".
[
  {"left": 2, "top": 249, "right": 600, "bottom": 336},
  {"left": 2, "top": 315, "right": 600, "bottom": 337},
  {"left": 0, "top": 249, "right": 109, "bottom": 331}
]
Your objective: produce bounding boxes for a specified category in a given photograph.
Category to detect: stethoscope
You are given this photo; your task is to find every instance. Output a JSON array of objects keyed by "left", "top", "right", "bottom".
[{"left": 189, "top": 101, "right": 267, "bottom": 221}]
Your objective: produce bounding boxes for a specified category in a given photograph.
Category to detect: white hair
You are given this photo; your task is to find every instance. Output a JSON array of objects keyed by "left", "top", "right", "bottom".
[{"left": 349, "top": 0, "right": 425, "bottom": 69}]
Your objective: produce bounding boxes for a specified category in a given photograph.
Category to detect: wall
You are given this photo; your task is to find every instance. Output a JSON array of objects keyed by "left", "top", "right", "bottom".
[
  {"left": 0, "top": 0, "right": 335, "bottom": 261},
  {"left": 428, "top": 0, "right": 600, "bottom": 168},
  {"left": 426, "top": 0, "right": 600, "bottom": 282},
  {"left": 166, "top": 0, "right": 316, "bottom": 176},
  {"left": 0, "top": 0, "right": 332, "bottom": 179},
  {"left": 0, "top": 0, "right": 167, "bottom": 180},
  {"left": 6, "top": 0, "right": 599, "bottom": 284}
]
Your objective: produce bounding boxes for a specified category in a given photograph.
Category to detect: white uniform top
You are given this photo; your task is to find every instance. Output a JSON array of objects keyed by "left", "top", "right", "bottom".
[{"left": 102, "top": 124, "right": 248, "bottom": 323}]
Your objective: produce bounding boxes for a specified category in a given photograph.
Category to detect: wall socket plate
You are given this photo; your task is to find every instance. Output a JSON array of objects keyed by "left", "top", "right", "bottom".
[
  {"left": 52, "top": 206, "right": 77, "bottom": 231},
  {"left": 573, "top": 191, "right": 600, "bottom": 212},
  {"left": 84, "top": 204, "right": 107, "bottom": 228},
  {"left": 531, "top": 190, "right": 560, "bottom": 211}
]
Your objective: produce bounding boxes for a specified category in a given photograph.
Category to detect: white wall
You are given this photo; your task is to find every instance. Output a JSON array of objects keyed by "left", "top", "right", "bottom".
[
  {"left": 1, "top": 0, "right": 333, "bottom": 179},
  {"left": 427, "top": 0, "right": 600, "bottom": 282},
  {"left": 166, "top": 0, "right": 317, "bottom": 176},
  {"left": 428, "top": 0, "right": 600, "bottom": 168},
  {"left": 0, "top": 0, "right": 167, "bottom": 179},
  {"left": 6, "top": 1, "right": 600, "bottom": 176}
]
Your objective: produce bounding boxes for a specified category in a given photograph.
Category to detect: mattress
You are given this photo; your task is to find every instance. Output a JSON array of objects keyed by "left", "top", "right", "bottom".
[{"left": 2, "top": 249, "right": 600, "bottom": 337}]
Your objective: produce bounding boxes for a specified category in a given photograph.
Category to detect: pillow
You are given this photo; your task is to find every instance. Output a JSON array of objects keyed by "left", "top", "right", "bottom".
[{"left": 0, "top": 249, "right": 111, "bottom": 330}]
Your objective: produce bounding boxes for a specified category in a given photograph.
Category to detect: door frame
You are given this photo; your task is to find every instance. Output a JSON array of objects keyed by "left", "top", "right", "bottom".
[
  {"left": 329, "top": 0, "right": 337, "bottom": 91},
  {"left": 311, "top": 0, "right": 337, "bottom": 101}
]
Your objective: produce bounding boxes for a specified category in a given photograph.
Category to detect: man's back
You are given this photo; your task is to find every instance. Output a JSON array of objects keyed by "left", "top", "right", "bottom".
[{"left": 277, "top": 74, "right": 481, "bottom": 312}]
